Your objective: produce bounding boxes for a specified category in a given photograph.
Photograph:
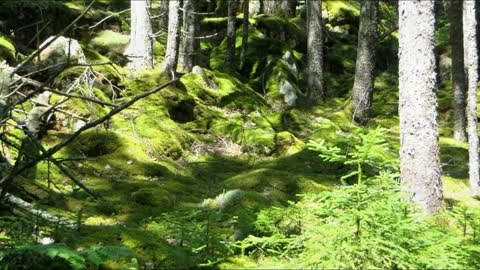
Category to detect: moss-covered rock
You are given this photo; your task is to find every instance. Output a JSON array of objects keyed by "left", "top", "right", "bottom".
[
  {"left": 0, "top": 34, "right": 15, "bottom": 64},
  {"left": 88, "top": 30, "right": 129, "bottom": 55}
]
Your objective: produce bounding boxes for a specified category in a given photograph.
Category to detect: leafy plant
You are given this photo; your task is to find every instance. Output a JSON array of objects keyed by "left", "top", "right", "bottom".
[
  {"left": 237, "top": 126, "right": 480, "bottom": 269},
  {"left": 307, "top": 126, "right": 397, "bottom": 184}
]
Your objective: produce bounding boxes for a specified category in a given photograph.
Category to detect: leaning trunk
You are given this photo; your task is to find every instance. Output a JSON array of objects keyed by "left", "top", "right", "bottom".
[
  {"left": 163, "top": 0, "right": 181, "bottom": 77},
  {"left": 225, "top": 0, "right": 237, "bottom": 67},
  {"left": 307, "top": 0, "right": 324, "bottom": 101},
  {"left": 351, "top": 0, "right": 378, "bottom": 124},
  {"left": 125, "top": 0, "right": 153, "bottom": 73},
  {"left": 399, "top": 0, "right": 443, "bottom": 215},
  {"left": 464, "top": 0, "right": 480, "bottom": 197}
]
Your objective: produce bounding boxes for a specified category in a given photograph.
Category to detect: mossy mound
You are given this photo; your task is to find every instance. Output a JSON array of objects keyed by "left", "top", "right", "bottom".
[
  {"left": 65, "top": 130, "right": 120, "bottom": 157},
  {"left": 223, "top": 168, "right": 298, "bottom": 195},
  {"left": 88, "top": 30, "right": 129, "bottom": 55},
  {"left": 131, "top": 188, "right": 174, "bottom": 208},
  {"left": 0, "top": 34, "right": 15, "bottom": 64}
]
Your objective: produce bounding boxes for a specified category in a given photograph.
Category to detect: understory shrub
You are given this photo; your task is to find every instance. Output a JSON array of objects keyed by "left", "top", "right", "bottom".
[{"left": 237, "top": 126, "right": 480, "bottom": 268}]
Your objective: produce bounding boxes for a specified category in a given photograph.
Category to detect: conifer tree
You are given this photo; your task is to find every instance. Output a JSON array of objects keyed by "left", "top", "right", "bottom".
[{"left": 398, "top": 0, "right": 443, "bottom": 215}]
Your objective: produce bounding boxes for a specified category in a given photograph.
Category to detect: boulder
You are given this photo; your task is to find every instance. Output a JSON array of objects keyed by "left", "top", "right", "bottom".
[{"left": 33, "top": 36, "right": 86, "bottom": 70}]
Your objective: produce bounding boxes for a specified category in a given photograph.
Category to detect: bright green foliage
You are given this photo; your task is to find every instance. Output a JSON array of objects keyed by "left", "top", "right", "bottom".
[
  {"left": 242, "top": 176, "right": 478, "bottom": 269},
  {"left": 307, "top": 126, "right": 397, "bottom": 184},
  {"left": 236, "top": 126, "right": 480, "bottom": 269}
]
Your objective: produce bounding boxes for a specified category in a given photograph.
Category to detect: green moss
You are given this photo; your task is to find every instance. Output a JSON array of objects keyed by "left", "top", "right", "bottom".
[
  {"left": 223, "top": 168, "right": 298, "bottom": 195},
  {"left": 65, "top": 130, "right": 120, "bottom": 157},
  {"left": 443, "top": 176, "right": 480, "bottom": 208},
  {"left": 202, "top": 17, "right": 228, "bottom": 27},
  {"left": 131, "top": 188, "right": 174, "bottom": 208},
  {"left": 323, "top": 1, "right": 360, "bottom": 22},
  {"left": 0, "top": 33, "right": 15, "bottom": 63},
  {"left": 88, "top": 30, "right": 129, "bottom": 54}
]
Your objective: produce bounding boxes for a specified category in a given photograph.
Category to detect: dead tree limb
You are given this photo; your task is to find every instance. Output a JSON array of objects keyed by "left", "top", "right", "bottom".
[
  {"left": 0, "top": 79, "right": 178, "bottom": 200},
  {"left": 12, "top": 0, "right": 97, "bottom": 75},
  {"left": 3, "top": 190, "right": 76, "bottom": 228},
  {"left": 15, "top": 75, "right": 116, "bottom": 107}
]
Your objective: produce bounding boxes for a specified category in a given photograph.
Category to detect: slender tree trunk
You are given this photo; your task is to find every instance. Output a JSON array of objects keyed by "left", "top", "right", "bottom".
[
  {"left": 264, "top": 0, "right": 296, "bottom": 18},
  {"left": 264, "top": 0, "right": 276, "bottom": 15},
  {"left": 399, "top": 0, "right": 442, "bottom": 215},
  {"left": 163, "top": 0, "right": 181, "bottom": 78},
  {"left": 351, "top": 0, "right": 378, "bottom": 125},
  {"left": 281, "top": 0, "right": 297, "bottom": 18},
  {"left": 225, "top": 0, "right": 237, "bottom": 67},
  {"left": 307, "top": 0, "right": 324, "bottom": 101},
  {"left": 125, "top": 0, "right": 153, "bottom": 73},
  {"left": 158, "top": 0, "right": 168, "bottom": 32},
  {"left": 180, "top": 0, "right": 198, "bottom": 72},
  {"left": 450, "top": 0, "right": 467, "bottom": 142},
  {"left": 240, "top": 0, "right": 249, "bottom": 70},
  {"left": 464, "top": 0, "right": 480, "bottom": 197}
]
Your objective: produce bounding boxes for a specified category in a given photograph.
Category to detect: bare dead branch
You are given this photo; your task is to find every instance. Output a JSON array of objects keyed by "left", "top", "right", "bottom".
[
  {"left": 0, "top": 79, "right": 178, "bottom": 200},
  {"left": 12, "top": 0, "right": 97, "bottom": 75},
  {"left": 14, "top": 75, "right": 116, "bottom": 107},
  {"left": 87, "top": 9, "right": 130, "bottom": 30}
]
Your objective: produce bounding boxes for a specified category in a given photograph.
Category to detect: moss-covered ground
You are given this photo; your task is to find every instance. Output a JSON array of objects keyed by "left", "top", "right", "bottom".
[{"left": 0, "top": 1, "right": 478, "bottom": 269}]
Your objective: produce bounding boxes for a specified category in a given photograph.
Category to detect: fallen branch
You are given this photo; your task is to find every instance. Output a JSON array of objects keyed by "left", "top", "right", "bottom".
[
  {"left": 12, "top": 0, "right": 97, "bottom": 75},
  {"left": 3, "top": 190, "right": 76, "bottom": 228},
  {"left": 14, "top": 75, "right": 116, "bottom": 107},
  {"left": 87, "top": 9, "right": 130, "bottom": 30}
]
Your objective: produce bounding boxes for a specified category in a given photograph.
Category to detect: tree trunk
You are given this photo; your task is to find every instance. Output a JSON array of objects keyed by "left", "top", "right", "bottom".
[
  {"left": 180, "top": 0, "right": 199, "bottom": 72},
  {"left": 399, "top": 0, "right": 442, "bottom": 215},
  {"left": 281, "top": 0, "right": 297, "bottom": 18},
  {"left": 125, "top": 0, "right": 153, "bottom": 73},
  {"left": 158, "top": 0, "right": 168, "bottom": 32},
  {"left": 163, "top": 0, "right": 181, "bottom": 78},
  {"left": 240, "top": 0, "right": 249, "bottom": 70},
  {"left": 264, "top": 0, "right": 296, "bottom": 18},
  {"left": 307, "top": 0, "right": 324, "bottom": 101},
  {"left": 450, "top": 0, "right": 467, "bottom": 142},
  {"left": 464, "top": 0, "right": 480, "bottom": 197},
  {"left": 225, "top": 0, "right": 237, "bottom": 67},
  {"left": 351, "top": 0, "right": 378, "bottom": 125}
]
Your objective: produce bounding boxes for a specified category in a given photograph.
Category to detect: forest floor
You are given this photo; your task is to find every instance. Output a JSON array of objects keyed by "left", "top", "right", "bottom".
[{"left": 1, "top": 1, "right": 479, "bottom": 268}]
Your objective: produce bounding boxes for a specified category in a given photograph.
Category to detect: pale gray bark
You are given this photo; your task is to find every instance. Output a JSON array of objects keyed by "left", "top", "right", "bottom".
[
  {"left": 264, "top": 0, "right": 296, "bottom": 18},
  {"left": 125, "top": 0, "right": 153, "bottom": 73},
  {"left": 307, "top": 0, "right": 324, "bottom": 100},
  {"left": 225, "top": 0, "right": 237, "bottom": 67},
  {"left": 464, "top": 0, "right": 480, "bottom": 197},
  {"left": 240, "top": 0, "right": 250, "bottom": 70},
  {"left": 163, "top": 0, "right": 181, "bottom": 77},
  {"left": 3, "top": 190, "right": 76, "bottom": 228},
  {"left": 180, "top": 0, "right": 199, "bottom": 72},
  {"left": 399, "top": 0, "right": 442, "bottom": 215},
  {"left": 450, "top": 0, "right": 467, "bottom": 142},
  {"left": 352, "top": 0, "right": 378, "bottom": 125}
]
